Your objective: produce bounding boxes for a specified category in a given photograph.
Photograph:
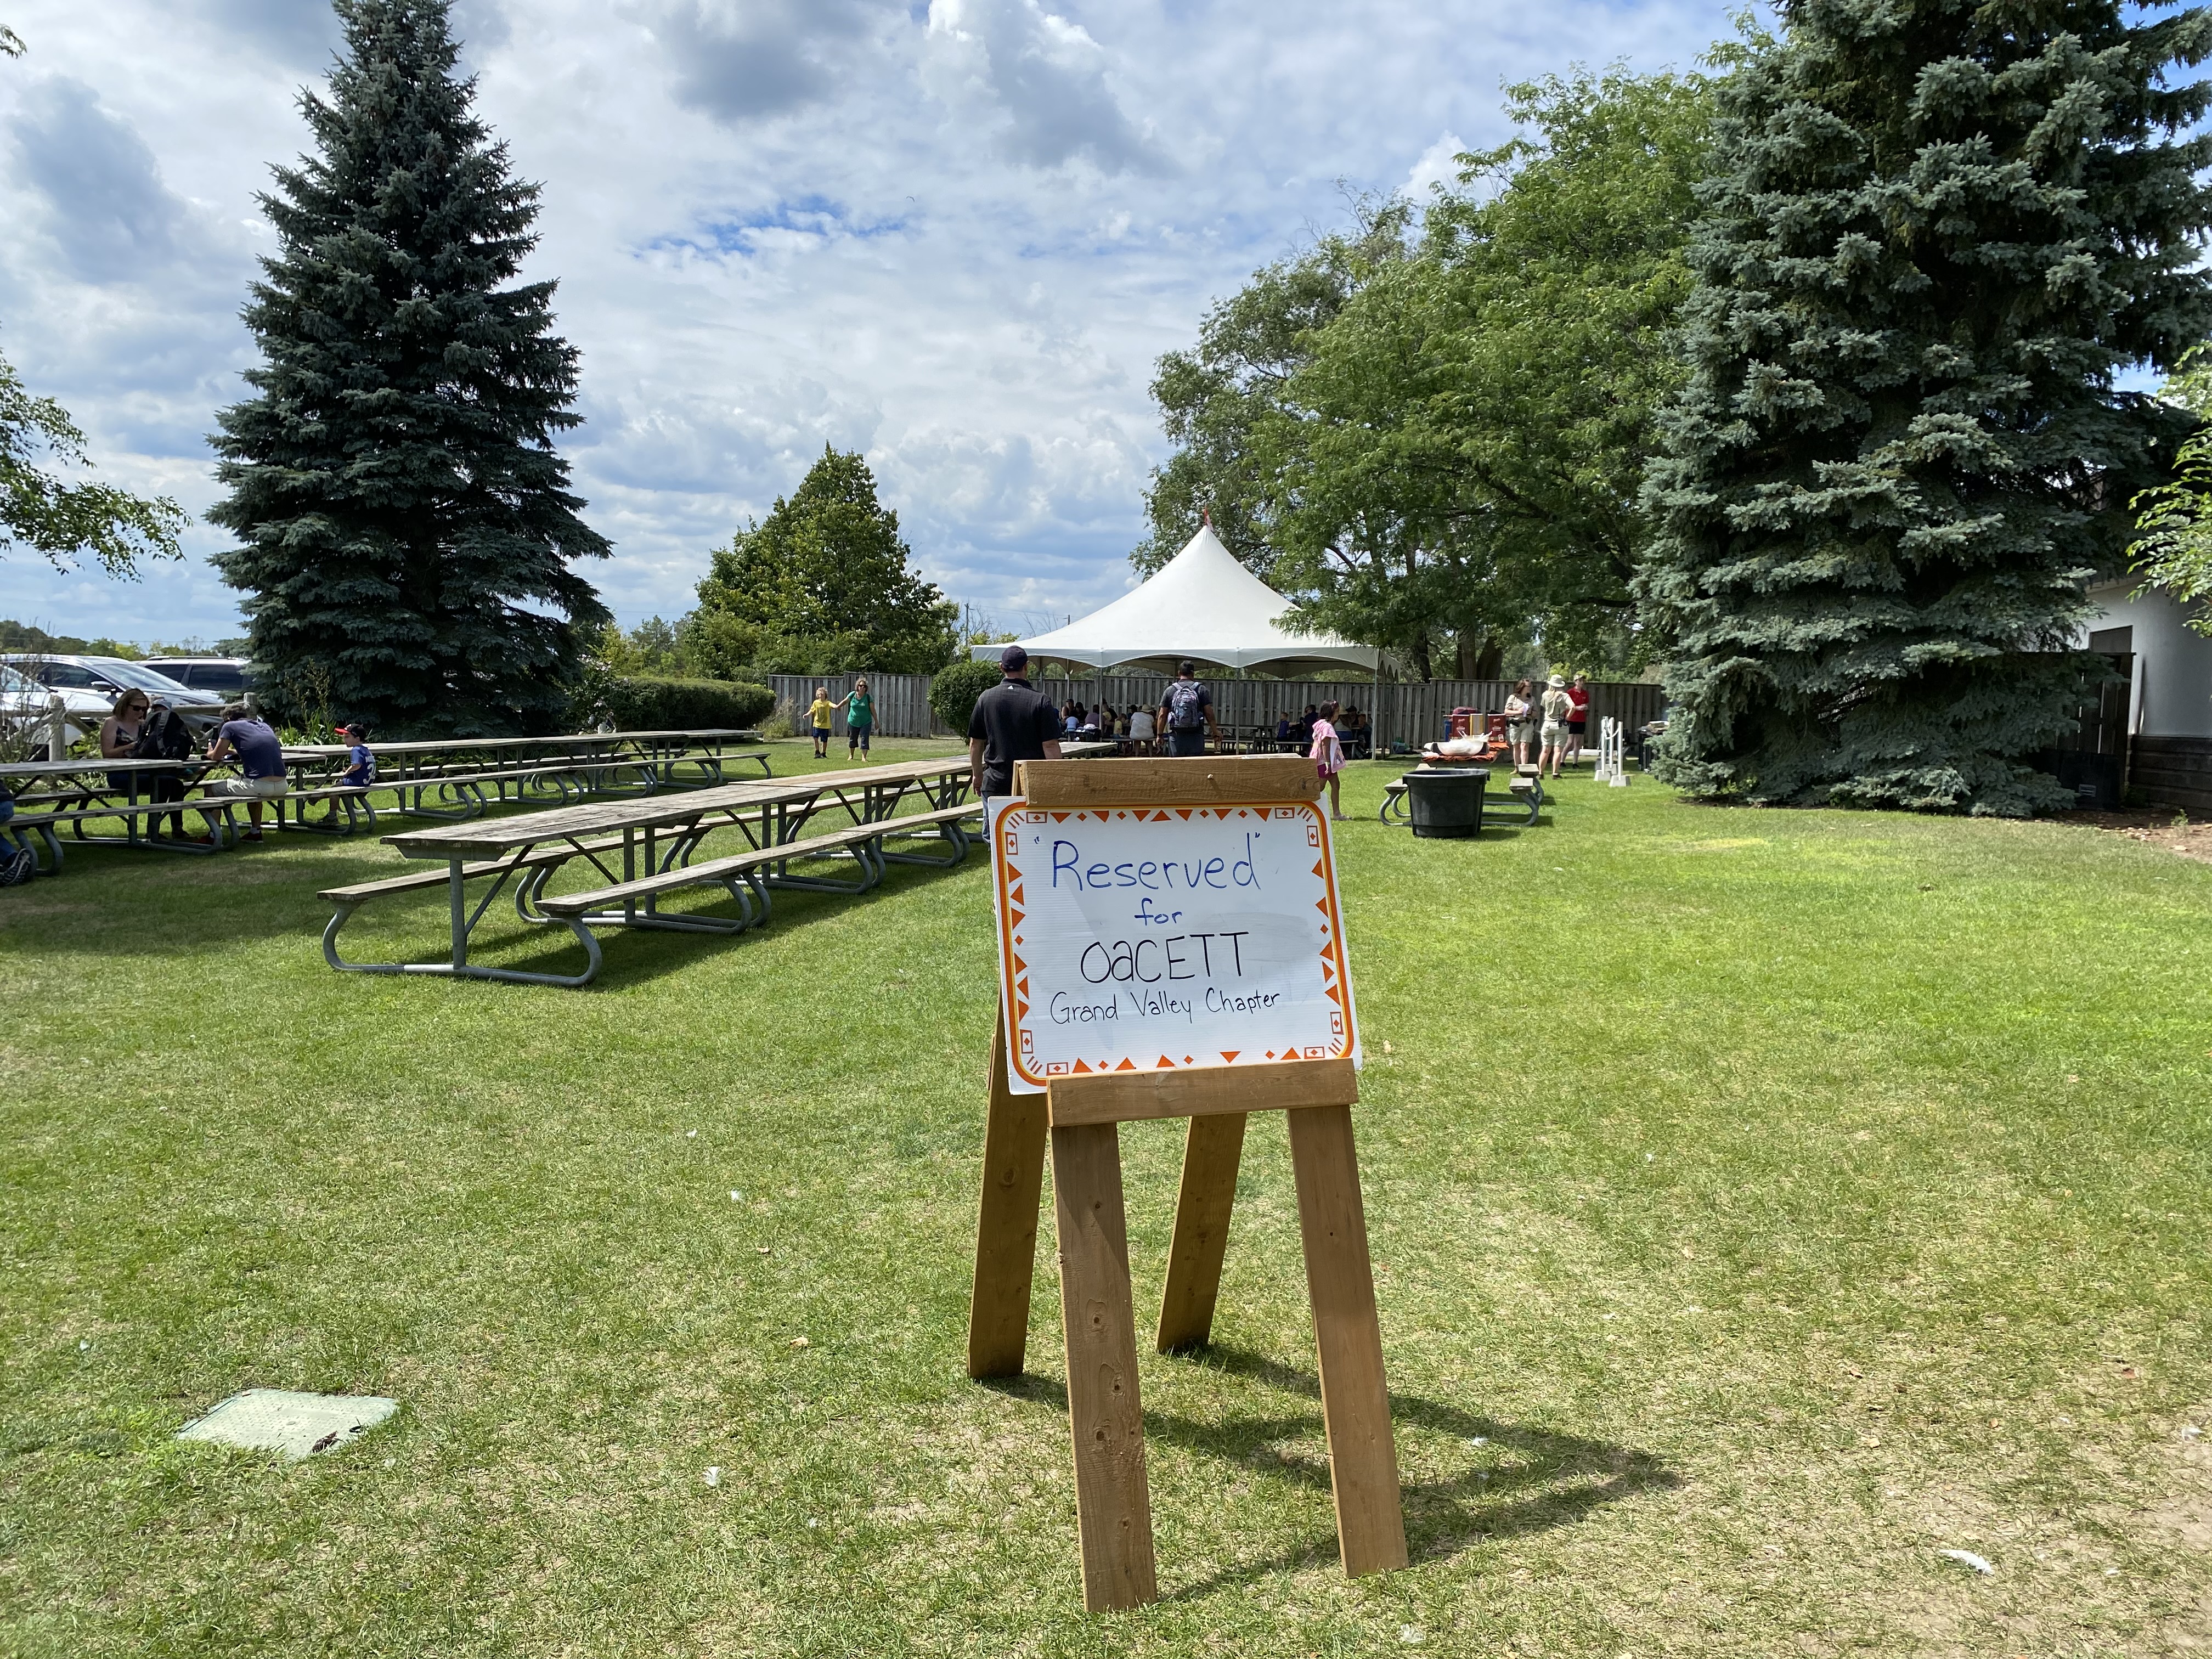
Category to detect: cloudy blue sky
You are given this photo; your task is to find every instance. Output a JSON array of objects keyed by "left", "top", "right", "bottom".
[{"left": 1, "top": 0, "right": 1737, "bottom": 646}]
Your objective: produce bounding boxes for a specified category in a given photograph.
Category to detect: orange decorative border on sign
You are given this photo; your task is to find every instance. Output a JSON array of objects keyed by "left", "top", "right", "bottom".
[{"left": 991, "top": 799, "right": 1357, "bottom": 1090}]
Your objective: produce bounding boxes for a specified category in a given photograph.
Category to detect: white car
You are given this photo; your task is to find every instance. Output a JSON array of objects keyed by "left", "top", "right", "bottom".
[
  {"left": 0, "top": 663, "right": 114, "bottom": 753},
  {"left": 1, "top": 654, "right": 228, "bottom": 726}
]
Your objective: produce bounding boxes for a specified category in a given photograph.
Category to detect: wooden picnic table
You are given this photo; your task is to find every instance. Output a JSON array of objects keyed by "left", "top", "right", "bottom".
[
  {"left": 0, "top": 756, "right": 246, "bottom": 866},
  {"left": 0, "top": 729, "right": 771, "bottom": 874},
  {"left": 348, "top": 758, "right": 974, "bottom": 985},
  {"left": 281, "top": 727, "right": 768, "bottom": 812}
]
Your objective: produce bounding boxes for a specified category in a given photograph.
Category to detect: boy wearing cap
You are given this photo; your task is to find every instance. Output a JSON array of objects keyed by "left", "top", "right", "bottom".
[
  {"left": 968, "top": 647, "right": 1063, "bottom": 820},
  {"left": 336, "top": 724, "right": 376, "bottom": 790},
  {"left": 321, "top": 723, "right": 377, "bottom": 826}
]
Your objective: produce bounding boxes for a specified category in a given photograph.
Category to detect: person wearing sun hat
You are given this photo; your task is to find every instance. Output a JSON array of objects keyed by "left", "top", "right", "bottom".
[{"left": 1539, "top": 673, "right": 1575, "bottom": 780}]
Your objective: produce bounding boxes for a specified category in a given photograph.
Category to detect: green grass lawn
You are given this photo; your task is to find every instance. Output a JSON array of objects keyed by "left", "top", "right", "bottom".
[{"left": 3, "top": 738, "right": 2208, "bottom": 1657}]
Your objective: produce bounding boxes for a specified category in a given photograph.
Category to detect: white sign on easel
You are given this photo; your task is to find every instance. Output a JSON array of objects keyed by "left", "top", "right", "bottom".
[{"left": 988, "top": 796, "right": 1359, "bottom": 1093}]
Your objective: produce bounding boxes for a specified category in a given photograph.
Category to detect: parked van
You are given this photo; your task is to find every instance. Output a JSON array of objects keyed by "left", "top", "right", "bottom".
[{"left": 142, "top": 656, "right": 258, "bottom": 698}]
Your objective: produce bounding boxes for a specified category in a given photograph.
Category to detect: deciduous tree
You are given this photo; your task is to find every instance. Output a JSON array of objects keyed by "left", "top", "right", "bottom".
[{"left": 694, "top": 447, "right": 956, "bottom": 674}]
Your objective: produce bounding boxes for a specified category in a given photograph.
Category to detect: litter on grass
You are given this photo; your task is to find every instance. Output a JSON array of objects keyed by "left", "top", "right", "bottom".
[
  {"left": 1939, "top": 1549, "right": 1995, "bottom": 1575},
  {"left": 703, "top": 1466, "right": 721, "bottom": 1487}
]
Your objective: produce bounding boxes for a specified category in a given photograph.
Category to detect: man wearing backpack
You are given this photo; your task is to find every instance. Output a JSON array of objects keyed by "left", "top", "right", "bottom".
[{"left": 1158, "top": 661, "right": 1218, "bottom": 758}]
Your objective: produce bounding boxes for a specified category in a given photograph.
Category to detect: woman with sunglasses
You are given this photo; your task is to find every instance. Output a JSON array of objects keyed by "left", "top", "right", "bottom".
[{"left": 99, "top": 690, "right": 151, "bottom": 789}]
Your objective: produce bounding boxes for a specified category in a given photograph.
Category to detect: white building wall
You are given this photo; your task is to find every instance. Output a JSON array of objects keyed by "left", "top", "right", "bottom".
[{"left": 2082, "top": 581, "right": 2212, "bottom": 739}]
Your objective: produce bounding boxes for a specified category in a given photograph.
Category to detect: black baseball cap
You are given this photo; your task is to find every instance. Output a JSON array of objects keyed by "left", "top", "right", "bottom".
[{"left": 1000, "top": 646, "right": 1029, "bottom": 670}]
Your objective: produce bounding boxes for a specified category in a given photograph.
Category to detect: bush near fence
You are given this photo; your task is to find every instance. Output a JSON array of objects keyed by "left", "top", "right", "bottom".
[
  {"left": 770, "top": 672, "right": 1664, "bottom": 748},
  {"left": 605, "top": 675, "right": 775, "bottom": 732}
]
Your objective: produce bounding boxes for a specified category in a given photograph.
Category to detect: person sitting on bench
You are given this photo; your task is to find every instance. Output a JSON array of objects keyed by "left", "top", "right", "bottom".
[
  {"left": 204, "top": 704, "right": 290, "bottom": 842},
  {"left": 322, "top": 723, "right": 376, "bottom": 824}
]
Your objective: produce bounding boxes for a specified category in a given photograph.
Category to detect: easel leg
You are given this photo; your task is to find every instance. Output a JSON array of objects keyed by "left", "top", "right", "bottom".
[
  {"left": 1286, "top": 1103, "right": 1409, "bottom": 1577},
  {"left": 1155, "top": 1111, "right": 1246, "bottom": 1353},
  {"left": 967, "top": 1012, "right": 1048, "bottom": 1379},
  {"left": 1051, "top": 1121, "right": 1159, "bottom": 1610}
]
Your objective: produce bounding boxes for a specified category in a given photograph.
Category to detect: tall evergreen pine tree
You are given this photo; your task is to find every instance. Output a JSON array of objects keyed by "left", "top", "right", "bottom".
[
  {"left": 210, "top": 0, "right": 610, "bottom": 736},
  {"left": 1638, "top": 0, "right": 2212, "bottom": 814}
]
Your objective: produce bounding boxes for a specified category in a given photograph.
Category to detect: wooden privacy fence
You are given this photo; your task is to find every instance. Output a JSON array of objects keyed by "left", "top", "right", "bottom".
[
  {"left": 772, "top": 672, "right": 1667, "bottom": 748},
  {"left": 770, "top": 673, "right": 940, "bottom": 738}
]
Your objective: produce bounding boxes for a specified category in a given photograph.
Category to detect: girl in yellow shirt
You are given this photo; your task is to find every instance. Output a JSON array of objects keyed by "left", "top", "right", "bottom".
[{"left": 807, "top": 687, "right": 834, "bottom": 758}]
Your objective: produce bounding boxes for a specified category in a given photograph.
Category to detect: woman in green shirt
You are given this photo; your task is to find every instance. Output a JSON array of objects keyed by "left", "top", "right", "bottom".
[{"left": 844, "top": 678, "right": 874, "bottom": 761}]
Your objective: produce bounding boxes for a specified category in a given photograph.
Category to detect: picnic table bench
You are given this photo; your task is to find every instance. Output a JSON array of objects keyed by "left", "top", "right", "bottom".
[
  {"left": 1379, "top": 764, "right": 1547, "bottom": 827},
  {"left": 1, "top": 759, "right": 246, "bottom": 870},
  {"left": 320, "top": 758, "right": 979, "bottom": 987},
  {"left": 0, "top": 730, "right": 772, "bottom": 873},
  {"left": 282, "top": 729, "right": 771, "bottom": 820}
]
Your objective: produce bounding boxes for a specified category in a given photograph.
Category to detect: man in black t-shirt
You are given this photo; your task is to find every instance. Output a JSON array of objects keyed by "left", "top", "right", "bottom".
[{"left": 968, "top": 646, "right": 1063, "bottom": 808}]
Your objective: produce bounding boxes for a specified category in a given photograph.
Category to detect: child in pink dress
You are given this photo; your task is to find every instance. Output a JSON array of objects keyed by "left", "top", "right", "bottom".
[{"left": 1309, "top": 700, "right": 1349, "bottom": 821}]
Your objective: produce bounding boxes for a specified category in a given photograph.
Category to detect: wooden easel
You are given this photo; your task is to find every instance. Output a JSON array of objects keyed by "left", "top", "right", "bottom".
[{"left": 966, "top": 758, "right": 1408, "bottom": 1611}]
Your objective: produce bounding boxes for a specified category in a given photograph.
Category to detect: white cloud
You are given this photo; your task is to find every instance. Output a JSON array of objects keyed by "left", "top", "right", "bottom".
[
  {"left": 924, "top": 0, "right": 1160, "bottom": 173},
  {"left": 0, "top": 0, "right": 1737, "bottom": 641},
  {"left": 1404, "top": 130, "right": 1470, "bottom": 204}
]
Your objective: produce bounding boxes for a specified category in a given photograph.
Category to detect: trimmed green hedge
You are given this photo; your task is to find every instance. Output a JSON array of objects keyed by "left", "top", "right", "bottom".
[
  {"left": 928, "top": 658, "right": 1003, "bottom": 735},
  {"left": 604, "top": 675, "right": 775, "bottom": 732}
]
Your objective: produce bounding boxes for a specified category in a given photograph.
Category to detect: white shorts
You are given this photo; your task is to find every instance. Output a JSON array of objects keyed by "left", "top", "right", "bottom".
[{"left": 209, "top": 776, "right": 290, "bottom": 799}]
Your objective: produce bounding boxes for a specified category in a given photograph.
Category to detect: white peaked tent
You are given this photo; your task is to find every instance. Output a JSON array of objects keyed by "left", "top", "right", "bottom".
[{"left": 973, "top": 524, "right": 1380, "bottom": 675}]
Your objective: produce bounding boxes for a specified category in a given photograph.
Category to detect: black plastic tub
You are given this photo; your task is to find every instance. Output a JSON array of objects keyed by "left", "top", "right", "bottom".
[{"left": 1405, "top": 767, "right": 1487, "bottom": 838}]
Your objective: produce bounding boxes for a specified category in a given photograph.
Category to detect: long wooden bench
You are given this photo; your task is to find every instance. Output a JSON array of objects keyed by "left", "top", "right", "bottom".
[
  {"left": 2, "top": 798, "right": 240, "bottom": 870},
  {"left": 319, "top": 834, "right": 634, "bottom": 977},
  {"left": 307, "top": 750, "right": 772, "bottom": 821},
  {"left": 534, "top": 804, "right": 977, "bottom": 938}
]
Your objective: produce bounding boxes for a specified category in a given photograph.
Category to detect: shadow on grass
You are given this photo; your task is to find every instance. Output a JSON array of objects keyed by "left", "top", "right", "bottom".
[
  {"left": 460, "top": 854, "right": 981, "bottom": 992},
  {"left": 978, "top": 1343, "right": 1678, "bottom": 1596},
  {"left": 15, "top": 822, "right": 985, "bottom": 977}
]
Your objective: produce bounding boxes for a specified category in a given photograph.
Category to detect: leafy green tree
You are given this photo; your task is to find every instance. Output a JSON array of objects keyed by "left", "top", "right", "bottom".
[
  {"left": 1, "top": 25, "right": 185, "bottom": 580},
  {"left": 695, "top": 447, "right": 957, "bottom": 674},
  {"left": 1135, "top": 206, "right": 1410, "bottom": 582},
  {"left": 1, "top": 359, "right": 187, "bottom": 575},
  {"left": 1138, "top": 71, "right": 1711, "bottom": 678},
  {"left": 2130, "top": 346, "right": 2212, "bottom": 631},
  {"left": 207, "top": 0, "right": 611, "bottom": 737},
  {"left": 1638, "top": 0, "right": 2212, "bottom": 814},
  {"left": 673, "top": 610, "right": 763, "bottom": 681}
]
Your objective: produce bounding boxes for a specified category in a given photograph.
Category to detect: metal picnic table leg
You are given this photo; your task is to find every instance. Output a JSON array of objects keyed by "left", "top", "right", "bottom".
[{"left": 450, "top": 859, "right": 468, "bottom": 970}]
